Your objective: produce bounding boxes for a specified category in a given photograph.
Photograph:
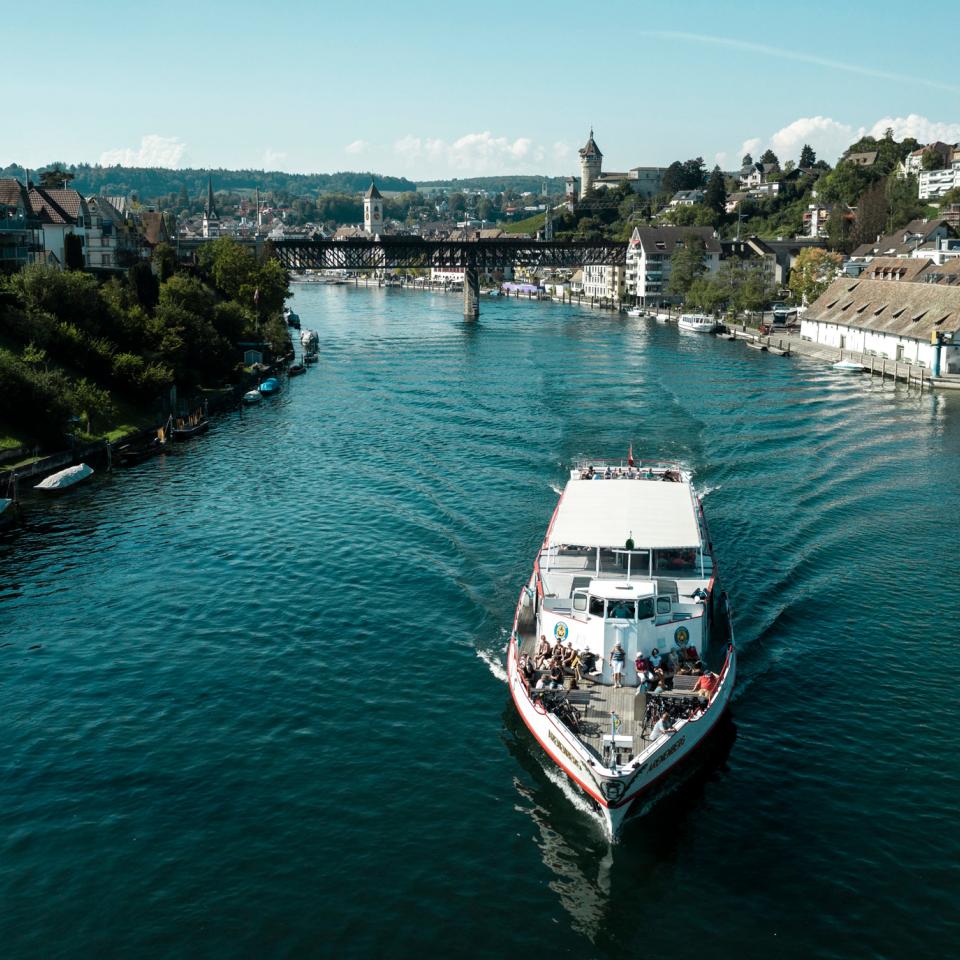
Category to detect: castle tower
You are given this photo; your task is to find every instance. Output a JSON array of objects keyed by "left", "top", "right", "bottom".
[
  {"left": 363, "top": 180, "right": 384, "bottom": 235},
  {"left": 202, "top": 176, "right": 220, "bottom": 239},
  {"left": 578, "top": 129, "right": 603, "bottom": 199}
]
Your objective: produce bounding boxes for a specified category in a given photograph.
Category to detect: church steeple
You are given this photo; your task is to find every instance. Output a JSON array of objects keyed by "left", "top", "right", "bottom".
[
  {"left": 202, "top": 176, "right": 220, "bottom": 238},
  {"left": 363, "top": 179, "right": 384, "bottom": 235},
  {"left": 205, "top": 176, "right": 217, "bottom": 219}
]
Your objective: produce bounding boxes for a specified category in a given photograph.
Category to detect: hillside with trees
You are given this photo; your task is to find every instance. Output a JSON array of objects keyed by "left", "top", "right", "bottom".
[{"left": 0, "top": 239, "right": 289, "bottom": 450}]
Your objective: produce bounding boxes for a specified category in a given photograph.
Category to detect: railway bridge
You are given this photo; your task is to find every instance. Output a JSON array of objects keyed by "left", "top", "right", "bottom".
[{"left": 268, "top": 237, "right": 628, "bottom": 318}]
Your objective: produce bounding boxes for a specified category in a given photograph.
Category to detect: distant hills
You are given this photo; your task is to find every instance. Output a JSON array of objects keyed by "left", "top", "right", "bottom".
[
  {"left": 0, "top": 163, "right": 566, "bottom": 200},
  {"left": 0, "top": 164, "right": 417, "bottom": 200}
]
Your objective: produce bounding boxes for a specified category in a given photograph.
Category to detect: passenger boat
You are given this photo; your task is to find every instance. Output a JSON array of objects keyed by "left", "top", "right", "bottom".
[
  {"left": 34, "top": 463, "right": 94, "bottom": 492},
  {"left": 507, "top": 456, "right": 736, "bottom": 841},
  {"left": 678, "top": 314, "right": 720, "bottom": 333},
  {"left": 258, "top": 377, "right": 280, "bottom": 395}
]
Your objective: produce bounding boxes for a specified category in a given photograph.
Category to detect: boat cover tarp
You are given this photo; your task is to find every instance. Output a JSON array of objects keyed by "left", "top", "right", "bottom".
[{"left": 547, "top": 479, "right": 701, "bottom": 549}]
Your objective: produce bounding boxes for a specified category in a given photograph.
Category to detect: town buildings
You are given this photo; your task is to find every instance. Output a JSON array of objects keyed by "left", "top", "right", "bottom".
[
  {"left": 624, "top": 226, "right": 721, "bottom": 306},
  {"left": 802, "top": 276, "right": 960, "bottom": 375}
]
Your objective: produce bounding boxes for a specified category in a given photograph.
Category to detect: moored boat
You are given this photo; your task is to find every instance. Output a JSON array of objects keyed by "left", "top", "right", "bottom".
[
  {"left": 170, "top": 418, "right": 210, "bottom": 441},
  {"left": 0, "top": 497, "right": 17, "bottom": 529},
  {"left": 258, "top": 377, "right": 280, "bottom": 395},
  {"left": 303, "top": 353, "right": 319, "bottom": 364},
  {"left": 833, "top": 359, "right": 864, "bottom": 371},
  {"left": 507, "top": 456, "right": 735, "bottom": 841},
  {"left": 288, "top": 362, "right": 306, "bottom": 377},
  {"left": 626, "top": 307, "right": 643, "bottom": 317},
  {"left": 34, "top": 463, "right": 94, "bottom": 492},
  {"left": 678, "top": 314, "right": 720, "bottom": 333},
  {"left": 117, "top": 436, "right": 164, "bottom": 466},
  {"left": 242, "top": 389, "right": 262, "bottom": 404}
]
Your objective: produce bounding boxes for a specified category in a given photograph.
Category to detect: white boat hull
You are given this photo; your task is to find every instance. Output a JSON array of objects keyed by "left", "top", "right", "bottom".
[
  {"left": 34, "top": 463, "right": 94, "bottom": 492},
  {"left": 508, "top": 631, "right": 735, "bottom": 841}
]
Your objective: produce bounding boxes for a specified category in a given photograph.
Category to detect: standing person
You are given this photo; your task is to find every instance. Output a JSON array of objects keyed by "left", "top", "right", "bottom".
[
  {"left": 610, "top": 641, "right": 626, "bottom": 688},
  {"left": 635, "top": 650, "right": 653, "bottom": 688}
]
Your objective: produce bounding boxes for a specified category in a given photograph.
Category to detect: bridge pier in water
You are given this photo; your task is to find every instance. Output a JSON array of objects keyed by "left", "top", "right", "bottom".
[{"left": 463, "top": 267, "right": 480, "bottom": 320}]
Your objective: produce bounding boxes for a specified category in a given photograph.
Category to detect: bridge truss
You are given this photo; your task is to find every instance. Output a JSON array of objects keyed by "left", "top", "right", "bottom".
[{"left": 269, "top": 237, "right": 626, "bottom": 272}]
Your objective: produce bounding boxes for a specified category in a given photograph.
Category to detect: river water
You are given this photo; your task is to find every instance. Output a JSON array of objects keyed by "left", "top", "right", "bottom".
[{"left": 2, "top": 284, "right": 958, "bottom": 959}]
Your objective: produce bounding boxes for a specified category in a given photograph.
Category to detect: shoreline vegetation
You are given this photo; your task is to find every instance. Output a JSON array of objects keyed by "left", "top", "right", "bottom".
[{"left": 0, "top": 238, "right": 290, "bottom": 469}]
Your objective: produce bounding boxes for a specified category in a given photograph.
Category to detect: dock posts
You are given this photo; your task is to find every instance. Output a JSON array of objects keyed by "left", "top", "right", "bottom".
[{"left": 463, "top": 266, "right": 480, "bottom": 320}]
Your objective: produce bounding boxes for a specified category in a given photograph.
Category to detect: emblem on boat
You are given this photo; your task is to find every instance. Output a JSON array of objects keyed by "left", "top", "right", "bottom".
[
  {"left": 674, "top": 626, "right": 690, "bottom": 645},
  {"left": 554, "top": 622, "right": 569, "bottom": 642},
  {"left": 601, "top": 780, "right": 625, "bottom": 802}
]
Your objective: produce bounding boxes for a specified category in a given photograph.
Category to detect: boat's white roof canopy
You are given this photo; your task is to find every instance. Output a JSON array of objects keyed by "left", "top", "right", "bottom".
[{"left": 547, "top": 480, "right": 701, "bottom": 550}]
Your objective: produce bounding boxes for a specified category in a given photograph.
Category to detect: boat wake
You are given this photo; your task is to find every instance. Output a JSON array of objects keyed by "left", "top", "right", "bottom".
[
  {"left": 549, "top": 483, "right": 563, "bottom": 496},
  {"left": 698, "top": 483, "right": 721, "bottom": 498},
  {"left": 476, "top": 644, "right": 508, "bottom": 683},
  {"left": 540, "top": 764, "right": 606, "bottom": 828}
]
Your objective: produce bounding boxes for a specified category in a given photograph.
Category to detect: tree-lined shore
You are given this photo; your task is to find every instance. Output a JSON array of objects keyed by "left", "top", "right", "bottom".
[{"left": 0, "top": 239, "right": 289, "bottom": 453}]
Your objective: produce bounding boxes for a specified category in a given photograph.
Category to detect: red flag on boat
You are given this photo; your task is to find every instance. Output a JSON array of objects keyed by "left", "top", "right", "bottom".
[{"left": 627, "top": 445, "right": 635, "bottom": 467}]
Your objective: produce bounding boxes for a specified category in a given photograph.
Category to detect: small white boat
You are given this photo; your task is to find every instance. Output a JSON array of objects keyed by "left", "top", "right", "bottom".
[
  {"left": 626, "top": 307, "right": 643, "bottom": 318},
  {"left": 833, "top": 359, "right": 863, "bottom": 371},
  {"left": 242, "top": 390, "right": 262, "bottom": 404},
  {"left": 678, "top": 314, "right": 720, "bottom": 333},
  {"left": 34, "top": 463, "right": 94, "bottom": 492}
]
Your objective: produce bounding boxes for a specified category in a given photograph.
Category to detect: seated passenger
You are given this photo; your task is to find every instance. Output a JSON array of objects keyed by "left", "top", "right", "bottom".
[
  {"left": 520, "top": 654, "right": 536, "bottom": 686},
  {"left": 534, "top": 635, "right": 552, "bottom": 668},
  {"left": 548, "top": 661, "right": 565, "bottom": 690},
  {"left": 693, "top": 671, "right": 719, "bottom": 700},
  {"left": 649, "top": 648, "right": 663, "bottom": 677},
  {"left": 678, "top": 645, "right": 702, "bottom": 674}
]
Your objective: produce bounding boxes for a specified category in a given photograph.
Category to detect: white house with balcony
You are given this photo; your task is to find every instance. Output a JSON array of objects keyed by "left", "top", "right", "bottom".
[{"left": 624, "top": 226, "right": 721, "bottom": 306}]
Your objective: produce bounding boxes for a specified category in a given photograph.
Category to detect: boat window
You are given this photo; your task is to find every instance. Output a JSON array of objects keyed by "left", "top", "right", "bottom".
[
  {"left": 589, "top": 596, "right": 605, "bottom": 617},
  {"left": 607, "top": 600, "right": 635, "bottom": 620},
  {"left": 572, "top": 592, "right": 588, "bottom": 612},
  {"left": 656, "top": 596, "right": 672, "bottom": 615},
  {"left": 637, "top": 597, "right": 655, "bottom": 620}
]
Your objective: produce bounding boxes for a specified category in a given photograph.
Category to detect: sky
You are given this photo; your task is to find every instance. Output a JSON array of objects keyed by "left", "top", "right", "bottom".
[{"left": 4, "top": 0, "right": 959, "bottom": 180}]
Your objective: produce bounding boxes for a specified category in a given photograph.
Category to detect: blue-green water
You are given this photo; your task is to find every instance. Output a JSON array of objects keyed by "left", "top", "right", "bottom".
[{"left": 2, "top": 286, "right": 958, "bottom": 959}]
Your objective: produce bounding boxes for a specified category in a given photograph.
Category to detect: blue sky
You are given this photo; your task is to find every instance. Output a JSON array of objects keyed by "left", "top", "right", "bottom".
[{"left": 5, "top": 0, "right": 958, "bottom": 178}]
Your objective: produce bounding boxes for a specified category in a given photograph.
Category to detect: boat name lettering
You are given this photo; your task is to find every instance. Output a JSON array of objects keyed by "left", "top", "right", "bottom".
[
  {"left": 648, "top": 735, "right": 686, "bottom": 771},
  {"left": 548, "top": 729, "right": 584, "bottom": 772}
]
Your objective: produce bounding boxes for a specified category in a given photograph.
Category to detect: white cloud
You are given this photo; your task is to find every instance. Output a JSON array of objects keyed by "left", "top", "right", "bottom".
[
  {"left": 345, "top": 139, "right": 369, "bottom": 155},
  {"left": 768, "top": 116, "right": 860, "bottom": 164},
  {"left": 866, "top": 114, "right": 960, "bottom": 145},
  {"left": 100, "top": 134, "right": 187, "bottom": 168},
  {"left": 739, "top": 112, "right": 960, "bottom": 168},
  {"left": 739, "top": 137, "right": 762, "bottom": 162},
  {"left": 393, "top": 131, "right": 556, "bottom": 176},
  {"left": 714, "top": 151, "right": 728, "bottom": 169},
  {"left": 262, "top": 148, "right": 287, "bottom": 169}
]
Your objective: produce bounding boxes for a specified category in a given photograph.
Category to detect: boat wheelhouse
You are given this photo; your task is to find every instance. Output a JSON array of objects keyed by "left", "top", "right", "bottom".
[{"left": 507, "top": 458, "right": 735, "bottom": 840}]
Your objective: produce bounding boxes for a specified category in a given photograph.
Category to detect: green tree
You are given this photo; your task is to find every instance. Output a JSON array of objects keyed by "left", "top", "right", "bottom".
[
  {"left": 788, "top": 248, "right": 844, "bottom": 305},
  {"left": 69, "top": 377, "right": 115, "bottom": 435},
  {"left": 851, "top": 178, "right": 888, "bottom": 249},
  {"left": 704, "top": 166, "right": 726, "bottom": 216},
  {"left": 922, "top": 148, "right": 946, "bottom": 171},
  {"left": 799, "top": 144, "right": 816, "bottom": 167},
  {"left": 741, "top": 153, "right": 753, "bottom": 167},
  {"left": 64, "top": 232, "right": 85, "bottom": 270},
  {"left": 152, "top": 242, "right": 178, "bottom": 282},
  {"left": 39, "top": 166, "right": 75, "bottom": 189},
  {"left": 759, "top": 149, "right": 780, "bottom": 168},
  {"left": 668, "top": 234, "right": 708, "bottom": 298}
]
